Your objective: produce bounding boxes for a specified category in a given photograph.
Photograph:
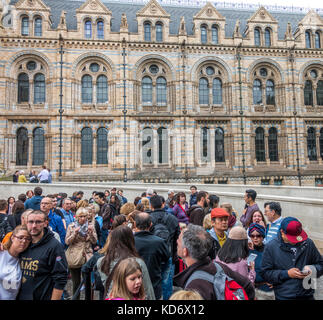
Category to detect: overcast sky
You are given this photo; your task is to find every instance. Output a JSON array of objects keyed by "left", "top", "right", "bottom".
[{"left": 225, "top": 0, "right": 323, "bottom": 9}]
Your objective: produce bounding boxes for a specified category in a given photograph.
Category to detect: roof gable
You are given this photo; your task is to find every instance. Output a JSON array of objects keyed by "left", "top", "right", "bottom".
[
  {"left": 136, "top": 0, "right": 170, "bottom": 18},
  {"left": 193, "top": 2, "right": 225, "bottom": 21},
  {"left": 15, "top": 0, "right": 50, "bottom": 12},
  {"left": 247, "top": 6, "right": 278, "bottom": 24},
  {"left": 76, "top": 0, "right": 112, "bottom": 15}
]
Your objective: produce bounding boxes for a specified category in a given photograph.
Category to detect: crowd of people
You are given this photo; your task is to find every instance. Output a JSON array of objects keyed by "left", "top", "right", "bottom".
[
  {"left": 12, "top": 166, "right": 53, "bottom": 184},
  {"left": 0, "top": 185, "right": 322, "bottom": 301}
]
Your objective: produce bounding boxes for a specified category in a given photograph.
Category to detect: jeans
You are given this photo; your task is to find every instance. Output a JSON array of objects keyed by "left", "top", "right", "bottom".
[
  {"left": 101, "top": 229, "right": 109, "bottom": 247},
  {"left": 161, "top": 258, "right": 174, "bottom": 300},
  {"left": 70, "top": 267, "right": 82, "bottom": 300}
]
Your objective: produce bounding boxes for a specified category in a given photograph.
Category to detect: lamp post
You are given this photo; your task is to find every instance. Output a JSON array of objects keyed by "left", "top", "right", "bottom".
[
  {"left": 122, "top": 39, "right": 127, "bottom": 182},
  {"left": 58, "top": 34, "right": 64, "bottom": 182}
]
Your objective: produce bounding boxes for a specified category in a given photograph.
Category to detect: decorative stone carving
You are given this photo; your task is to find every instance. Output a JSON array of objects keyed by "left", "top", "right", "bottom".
[{"left": 120, "top": 13, "right": 128, "bottom": 30}]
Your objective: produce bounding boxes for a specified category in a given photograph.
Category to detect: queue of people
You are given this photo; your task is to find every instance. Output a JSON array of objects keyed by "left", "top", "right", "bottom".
[{"left": 0, "top": 185, "right": 322, "bottom": 301}]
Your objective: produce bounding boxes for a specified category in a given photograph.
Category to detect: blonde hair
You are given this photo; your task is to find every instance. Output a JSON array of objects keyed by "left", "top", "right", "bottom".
[
  {"left": 169, "top": 290, "right": 203, "bottom": 300},
  {"left": 220, "top": 203, "right": 233, "bottom": 215},
  {"left": 76, "top": 199, "right": 89, "bottom": 210},
  {"left": 108, "top": 258, "right": 145, "bottom": 300},
  {"left": 140, "top": 198, "right": 150, "bottom": 211},
  {"left": 203, "top": 213, "right": 212, "bottom": 231},
  {"left": 120, "top": 203, "right": 135, "bottom": 216},
  {"left": 3, "top": 225, "right": 30, "bottom": 250},
  {"left": 75, "top": 207, "right": 89, "bottom": 218}
]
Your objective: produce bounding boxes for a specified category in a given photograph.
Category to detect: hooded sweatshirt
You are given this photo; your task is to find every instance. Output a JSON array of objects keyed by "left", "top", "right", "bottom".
[{"left": 17, "top": 228, "right": 68, "bottom": 300}]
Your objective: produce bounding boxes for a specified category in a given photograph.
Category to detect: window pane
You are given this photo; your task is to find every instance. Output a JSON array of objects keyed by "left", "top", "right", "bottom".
[
  {"left": 304, "top": 80, "right": 313, "bottom": 106},
  {"left": 215, "top": 128, "right": 225, "bottom": 162},
  {"left": 253, "top": 79, "right": 262, "bottom": 104},
  {"left": 157, "top": 127, "right": 168, "bottom": 164},
  {"left": 18, "top": 73, "right": 29, "bottom": 103},
  {"left": 21, "top": 17, "right": 29, "bottom": 36},
  {"left": 144, "top": 23, "right": 151, "bottom": 41},
  {"left": 305, "top": 31, "right": 311, "bottom": 48},
  {"left": 199, "top": 78, "right": 209, "bottom": 104},
  {"left": 34, "top": 18, "right": 42, "bottom": 37},
  {"left": 320, "top": 128, "right": 323, "bottom": 160},
  {"left": 268, "top": 127, "right": 278, "bottom": 161},
  {"left": 82, "top": 75, "right": 93, "bottom": 103},
  {"left": 156, "top": 23, "right": 163, "bottom": 42},
  {"left": 97, "top": 128, "right": 108, "bottom": 164},
  {"left": 142, "top": 76, "right": 152, "bottom": 104},
  {"left": 266, "top": 80, "right": 275, "bottom": 105},
  {"left": 254, "top": 28, "right": 260, "bottom": 46},
  {"left": 315, "top": 32, "right": 321, "bottom": 49},
  {"left": 212, "top": 78, "right": 222, "bottom": 104},
  {"left": 81, "top": 127, "right": 93, "bottom": 164},
  {"left": 97, "top": 21, "right": 104, "bottom": 39},
  {"left": 142, "top": 127, "right": 153, "bottom": 164},
  {"left": 212, "top": 26, "right": 218, "bottom": 44},
  {"left": 16, "top": 128, "right": 28, "bottom": 166},
  {"left": 97, "top": 75, "right": 108, "bottom": 103},
  {"left": 34, "top": 73, "right": 46, "bottom": 103},
  {"left": 265, "top": 28, "right": 271, "bottom": 47},
  {"left": 255, "top": 127, "right": 265, "bottom": 161},
  {"left": 201, "top": 26, "right": 207, "bottom": 44},
  {"left": 85, "top": 20, "right": 92, "bottom": 39},
  {"left": 201, "top": 127, "right": 209, "bottom": 160},
  {"left": 307, "top": 128, "right": 317, "bottom": 160},
  {"left": 33, "top": 127, "right": 45, "bottom": 165},
  {"left": 156, "top": 77, "right": 167, "bottom": 105},
  {"left": 316, "top": 80, "right": 323, "bottom": 106}
]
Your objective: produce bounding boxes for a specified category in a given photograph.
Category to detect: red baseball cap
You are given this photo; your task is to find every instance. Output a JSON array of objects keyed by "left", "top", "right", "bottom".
[
  {"left": 211, "top": 208, "right": 230, "bottom": 219},
  {"left": 280, "top": 217, "right": 308, "bottom": 244}
]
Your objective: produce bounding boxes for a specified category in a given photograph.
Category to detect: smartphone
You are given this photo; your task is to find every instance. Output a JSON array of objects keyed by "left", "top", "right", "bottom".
[
  {"left": 300, "top": 269, "right": 310, "bottom": 275},
  {"left": 247, "top": 253, "right": 257, "bottom": 266}
]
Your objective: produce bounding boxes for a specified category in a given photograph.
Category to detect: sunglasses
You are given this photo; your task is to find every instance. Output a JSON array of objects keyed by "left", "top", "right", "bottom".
[{"left": 250, "top": 235, "right": 263, "bottom": 239}]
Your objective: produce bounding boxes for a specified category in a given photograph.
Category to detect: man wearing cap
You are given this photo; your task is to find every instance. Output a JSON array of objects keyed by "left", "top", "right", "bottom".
[
  {"left": 209, "top": 208, "right": 230, "bottom": 254},
  {"left": 260, "top": 217, "right": 323, "bottom": 300}
]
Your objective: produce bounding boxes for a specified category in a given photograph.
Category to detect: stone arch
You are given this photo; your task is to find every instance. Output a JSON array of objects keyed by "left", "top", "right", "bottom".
[
  {"left": 299, "top": 60, "right": 323, "bottom": 83},
  {"left": 247, "top": 58, "right": 284, "bottom": 83}
]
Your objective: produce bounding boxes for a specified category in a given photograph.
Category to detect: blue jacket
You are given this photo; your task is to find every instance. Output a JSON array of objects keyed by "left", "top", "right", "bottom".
[
  {"left": 24, "top": 195, "right": 43, "bottom": 211},
  {"left": 48, "top": 210, "right": 66, "bottom": 246},
  {"left": 260, "top": 233, "right": 323, "bottom": 300},
  {"left": 189, "top": 193, "right": 197, "bottom": 207},
  {"left": 61, "top": 209, "right": 75, "bottom": 228}
]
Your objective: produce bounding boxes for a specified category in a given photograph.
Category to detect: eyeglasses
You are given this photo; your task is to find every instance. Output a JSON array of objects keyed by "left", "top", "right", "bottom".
[
  {"left": 27, "top": 220, "right": 45, "bottom": 225},
  {"left": 41, "top": 202, "right": 52, "bottom": 205},
  {"left": 14, "top": 235, "right": 32, "bottom": 242},
  {"left": 250, "top": 235, "right": 262, "bottom": 239}
]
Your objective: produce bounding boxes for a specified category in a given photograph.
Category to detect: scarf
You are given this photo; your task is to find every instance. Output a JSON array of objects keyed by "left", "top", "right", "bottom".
[{"left": 75, "top": 220, "right": 89, "bottom": 237}]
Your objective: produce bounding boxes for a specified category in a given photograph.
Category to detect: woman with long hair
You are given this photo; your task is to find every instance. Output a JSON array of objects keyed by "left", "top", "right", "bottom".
[
  {"left": 246, "top": 209, "right": 267, "bottom": 229},
  {"left": 7, "top": 197, "right": 15, "bottom": 215},
  {"left": 220, "top": 203, "right": 238, "bottom": 231},
  {"left": 9, "top": 200, "right": 25, "bottom": 229},
  {"left": 96, "top": 225, "right": 155, "bottom": 300},
  {"left": 172, "top": 192, "right": 189, "bottom": 225},
  {"left": 109, "top": 195, "right": 121, "bottom": 216},
  {"left": 105, "top": 258, "right": 145, "bottom": 300},
  {"left": 215, "top": 226, "right": 256, "bottom": 283}
]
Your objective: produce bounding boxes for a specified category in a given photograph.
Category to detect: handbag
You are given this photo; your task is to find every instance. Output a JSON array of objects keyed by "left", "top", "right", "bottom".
[{"left": 65, "top": 244, "right": 86, "bottom": 268}]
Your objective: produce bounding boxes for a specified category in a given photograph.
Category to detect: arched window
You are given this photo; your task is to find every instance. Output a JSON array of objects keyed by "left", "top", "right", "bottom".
[
  {"left": 305, "top": 30, "right": 311, "bottom": 48},
  {"left": 18, "top": 73, "right": 29, "bottom": 103},
  {"left": 320, "top": 128, "right": 323, "bottom": 160},
  {"left": 81, "top": 75, "right": 93, "bottom": 103},
  {"left": 307, "top": 127, "right": 317, "bottom": 160},
  {"left": 265, "top": 28, "right": 271, "bottom": 47},
  {"left": 255, "top": 127, "right": 265, "bottom": 161},
  {"left": 142, "top": 76, "right": 152, "bottom": 105},
  {"left": 97, "top": 20, "right": 104, "bottom": 39},
  {"left": 201, "top": 127, "right": 210, "bottom": 161},
  {"left": 156, "top": 22, "right": 163, "bottom": 42},
  {"left": 201, "top": 25, "right": 208, "bottom": 44},
  {"left": 142, "top": 127, "right": 153, "bottom": 164},
  {"left": 304, "top": 80, "right": 313, "bottom": 106},
  {"left": 97, "top": 75, "right": 108, "bottom": 103},
  {"left": 33, "top": 127, "right": 45, "bottom": 165},
  {"left": 81, "top": 127, "right": 93, "bottom": 165},
  {"left": 266, "top": 80, "right": 275, "bottom": 105},
  {"left": 34, "top": 73, "right": 46, "bottom": 104},
  {"left": 84, "top": 20, "right": 92, "bottom": 39},
  {"left": 199, "top": 78, "right": 209, "bottom": 105},
  {"left": 215, "top": 127, "right": 225, "bottom": 162},
  {"left": 97, "top": 127, "right": 108, "bottom": 164},
  {"left": 316, "top": 80, "right": 323, "bottom": 106},
  {"left": 144, "top": 22, "right": 151, "bottom": 41},
  {"left": 156, "top": 77, "right": 167, "bottom": 105},
  {"left": 34, "top": 17, "right": 42, "bottom": 36},
  {"left": 16, "top": 127, "right": 28, "bottom": 166},
  {"left": 254, "top": 28, "right": 261, "bottom": 46},
  {"left": 315, "top": 31, "right": 321, "bottom": 49},
  {"left": 253, "top": 79, "right": 262, "bottom": 104},
  {"left": 212, "top": 25, "right": 218, "bottom": 44},
  {"left": 212, "top": 78, "right": 222, "bottom": 104},
  {"left": 268, "top": 127, "right": 278, "bottom": 161},
  {"left": 21, "top": 17, "right": 29, "bottom": 36},
  {"left": 157, "top": 127, "right": 168, "bottom": 164}
]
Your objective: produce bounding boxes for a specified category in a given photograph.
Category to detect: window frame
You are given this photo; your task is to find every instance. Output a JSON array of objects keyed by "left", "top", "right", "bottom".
[
  {"left": 32, "top": 127, "right": 45, "bottom": 166},
  {"left": 34, "top": 17, "right": 42, "bottom": 37},
  {"left": 255, "top": 127, "right": 266, "bottom": 162},
  {"left": 81, "top": 127, "right": 93, "bottom": 165}
]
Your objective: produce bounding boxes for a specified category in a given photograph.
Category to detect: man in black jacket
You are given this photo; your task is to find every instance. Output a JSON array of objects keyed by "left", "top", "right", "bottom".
[
  {"left": 134, "top": 212, "right": 170, "bottom": 300},
  {"left": 17, "top": 210, "right": 68, "bottom": 300},
  {"left": 0, "top": 200, "right": 13, "bottom": 242}
]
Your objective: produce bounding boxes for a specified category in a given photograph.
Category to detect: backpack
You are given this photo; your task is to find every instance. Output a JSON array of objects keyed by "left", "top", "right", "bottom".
[
  {"left": 0, "top": 215, "right": 9, "bottom": 242},
  {"left": 185, "top": 261, "right": 249, "bottom": 300},
  {"left": 152, "top": 215, "right": 171, "bottom": 248}
]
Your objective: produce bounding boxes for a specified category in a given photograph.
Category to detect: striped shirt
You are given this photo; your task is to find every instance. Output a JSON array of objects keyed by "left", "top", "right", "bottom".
[{"left": 264, "top": 217, "right": 283, "bottom": 244}]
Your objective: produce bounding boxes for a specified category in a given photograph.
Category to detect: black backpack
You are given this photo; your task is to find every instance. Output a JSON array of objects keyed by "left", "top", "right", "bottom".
[
  {"left": 0, "top": 215, "right": 9, "bottom": 242},
  {"left": 152, "top": 215, "right": 171, "bottom": 249}
]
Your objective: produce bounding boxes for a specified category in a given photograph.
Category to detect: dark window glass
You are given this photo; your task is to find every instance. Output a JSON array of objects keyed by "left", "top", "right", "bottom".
[
  {"left": 97, "top": 127, "right": 108, "bottom": 164},
  {"left": 18, "top": 73, "right": 29, "bottom": 103},
  {"left": 157, "top": 127, "right": 168, "bottom": 164},
  {"left": 90, "top": 63, "right": 99, "bottom": 73},
  {"left": 202, "top": 127, "right": 209, "bottom": 159},
  {"left": 259, "top": 68, "right": 267, "bottom": 77},
  {"left": 201, "top": 25, "right": 207, "bottom": 44},
  {"left": 149, "top": 65, "right": 159, "bottom": 74},
  {"left": 305, "top": 31, "right": 311, "bottom": 48},
  {"left": 206, "top": 67, "right": 215, "bottom": 76},
  {"left": 254, "top": 28, "right": 261, "bottom": 46},
  {"left": 144, "top": 22, "right": 151, "bottom": 41},
  {"left": 142, "top": 127, "right": 153, "bottom": 164},
  {"left": 34, "top": 17, "right": 42, "bottom": 36},
  {"left": 304, "top": 80, "right": 313, "bottom": 106},
  {"left": 97, "top": 75, "right": 108, "bottom": 103},
  {"left": 307, "top": 127, "right": 317, "bottom": 160},
  {"left": 265, "top": 28, "right": 271, "bottom": 47},
  {"left": 27, "top": 61, "right": 36, "bottom": 71},
  {"left": 199, "top": 78, "right": 209, "bottom": 104},
  {"left": 85, "top": 20, "right": 92, "bottom": 39},
  {"left": 142, "top": 76, "right": 152, "bottom": 104},
  {"left": 215, "top": 127, "right": 225, "bottom": 162},
  {"left": 212, "top": 78, "right": 222, "bottom": 105},
  {"left": 81, "top": 127, "right": 93, "bottom": 165},
  {"left": 212, "top": 25, "right": 218, "bottom": 44},
  {"left": 34, "top": 73, "right": 46, "bottom": 103},
  {"left": 156, "top": 23, "right": 163, "bottom": 42},
  {"left": 156, "top": 77, "right": 167, "bottom": 105},
  {"left": 81, "top": 75, "right": 93, "bottom": 103},
  {"left": 320, "top": 128, "right": 323, "bottom": 160},
  {"left": 16, "top": 127, "right": 28, "bottom": 166},
  {"left": 316, "top": 80, "right": 323, "bottom": 106},
  {"left": 97, "top": 21, "right": 104, "bottom": 39},
  {"left": 310, "top": 70, "right": 317, "bottom": 79},
  {"left": 315, "top": 32, "right": 321, "bottom": 49},
  {"left": 266, "top": 80, "right": 275, "bottom": 105},
  {"left": 268, "top": 127, "right": 278, "bottom": 161},
  {"left": 32, "top": 127, "right": 45, "bottom": 165},
  {"left": 253, "top": 79, "right": 262, "bottom": 104},
  {"left": 21, "top": 17, "right": 29, "bottom": 36},
  {"left": 255, "top": 127, "right": 265, "bottom": 161}
]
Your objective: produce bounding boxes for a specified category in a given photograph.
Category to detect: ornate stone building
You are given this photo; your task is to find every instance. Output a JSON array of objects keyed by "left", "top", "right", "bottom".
[{"left": 1, "top": 0, "right": 323, "bottom": 185}]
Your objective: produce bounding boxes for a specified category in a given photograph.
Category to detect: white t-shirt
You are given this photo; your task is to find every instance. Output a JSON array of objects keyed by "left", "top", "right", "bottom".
[{"left": 0, "top": 250, "right": 22, "bottom": 300}]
